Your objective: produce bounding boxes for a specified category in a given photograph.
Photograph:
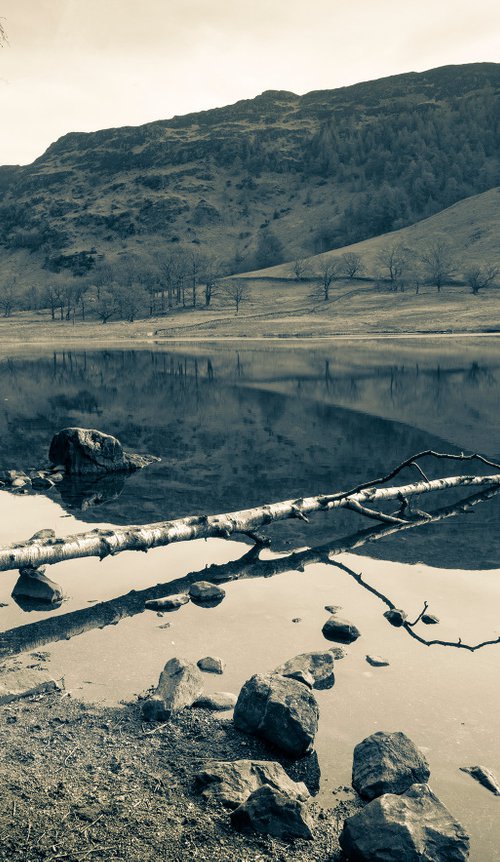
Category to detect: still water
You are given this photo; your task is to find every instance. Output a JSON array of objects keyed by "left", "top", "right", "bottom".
[{"left": 0, "top": 337, "right": 499, "bottom": 859}]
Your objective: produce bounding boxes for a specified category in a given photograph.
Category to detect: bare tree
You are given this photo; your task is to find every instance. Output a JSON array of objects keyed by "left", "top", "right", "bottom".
[
  {"left": 377, "top": 243, "right": 412, "bottom": 291},
  {"left": 464, "top": 264, "right": 498, "bottom": 295},
  {"left": 188, "top": 250, "right": 206, "bottom": 308},
  {"left": 222, "top": 279, "right": 249, "bottom": 315},
  {"left": 203, "top": 257, "right": 222, "bottom": 307},
  {"left": 95, "top": 287, "right": 117, "bottom": 324},
  {"left": 340, "top": 252, "right": 364, "bottom": 280},
  {"left": 316, "top": 259, "right": 339, "bottom": 301},
  {"left": 0, "top": 276, "right": 20, "bottom": 317},
  {"left": 291, "top": 258, "right": 307, "bottom": 281},
  {"left": 421, "top": 241, "right": 457, "bottom": 292}
]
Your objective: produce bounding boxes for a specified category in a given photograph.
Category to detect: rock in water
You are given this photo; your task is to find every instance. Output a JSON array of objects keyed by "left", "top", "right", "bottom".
[
  {"left": 274, "top": 651, "right": 335, "bottom": 690},
  {"left": 231, "top": 785, "right": 313, "bottom": 841},
  {"left": 189, "top": 581, "right": 225, "bottom": 603},
  {"left": 352, "top": 731, "right": 430, "bottom": 800},
  {"left": 322, "top": 615, "right": 360, "bottom": 643},
  {"left": 460, "top": 765, "right": 500, "bottom": 796},
  {"left": 141, "top": 657, "right": 203, "bottom": 721},
  {"left": 383, "top": 608, "right": 407, "bottom": 627},
  {"left": 339, "top": 783, "right": 470, "bottom": 861},
  {"left": 49, "top": 427, "right": 158, "bottom": 475},
  {"left": 193, "top": 692, "right": 237, "bottom": 711},
  {"left": 144, "top": 594, "right": 189, "bottom": 611},
  {"left": 197, "top": 656, "right": 225, "bottom": 674},
  {"left": 366, "top": 655, "right": 390, "bottom": 667},
  {"left": 12, "top": 567, "right": 63, "bottom": 605},
  {"left": 193, "top": 759, "right": 310, "bottom": 808},
  {"left": 233, "top": 673, "right": 319, "bottom": 758},
  {"left": 422, "top": 613, "right": 440, "bottom": 625}
]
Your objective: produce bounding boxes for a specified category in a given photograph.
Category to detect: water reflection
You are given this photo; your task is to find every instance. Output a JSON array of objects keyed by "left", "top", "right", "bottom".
[{"left": 0, "top": 342, "right": 499, "bottom": 568}]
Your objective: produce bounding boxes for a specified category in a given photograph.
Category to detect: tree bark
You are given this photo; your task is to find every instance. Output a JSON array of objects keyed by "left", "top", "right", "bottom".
[{"left": 0, "top": 472, "right": 499, "bottom": 573}]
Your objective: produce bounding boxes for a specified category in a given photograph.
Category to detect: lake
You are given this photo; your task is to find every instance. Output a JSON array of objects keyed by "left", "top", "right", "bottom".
[{"left": 0, "top": 336, "right": 499, "bottom": 860}]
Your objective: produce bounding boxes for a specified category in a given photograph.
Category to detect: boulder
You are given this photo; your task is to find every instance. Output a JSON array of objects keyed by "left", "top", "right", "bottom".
[
  {"left": 322, "top": 615, "right": 360, "bottom": 643},
  {"left": 383, "top": 608, "right": 407, "bottom": 627},
  {"left": 145, "top": 594, "right": 189, "bottom": 611},
  {"left": 233, "top": 673, "right": 319, "bottom": 758},
  {"left": 274, "top": 651, "right": 335, "bottom": 690},
  {"left": 460, "top": 765, "right": 500, "bottom": 796},
  {"left": 193, "top": 692, "right": 237, "bottom": 711},
  {"left": 12, "top": 567, "right": 63, "bottom": 605},
  {"left": 339, "top": 783, "right": 470, "bottom": 861},
  {"left": 352, "top": 731, "right": 430, "bottom": 800},
  {"left": 189, "top": 581, "right": 225, "bottom": 603},
  {"left": 231, "top": 784, "right": 313, "bottom": 841},
  {"left": 197, "top": 656, "right": 225, "bottom": 674},
  {"left": 141, "top": 657, "right": 203, "bottom": 721},
  {"left": 49, "top": 427, "right": 158, "bottom": 475},
  {"left": 366, "top": 655, "right": 390, "bottom": 667},
  {"left": 194, "top": 758, "right": 310, "bottom": 808}
]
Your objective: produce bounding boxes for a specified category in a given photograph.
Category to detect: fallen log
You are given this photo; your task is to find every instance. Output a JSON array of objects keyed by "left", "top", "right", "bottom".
[{"left": 0, "top": 455, "right": 499, "bottom": 572}]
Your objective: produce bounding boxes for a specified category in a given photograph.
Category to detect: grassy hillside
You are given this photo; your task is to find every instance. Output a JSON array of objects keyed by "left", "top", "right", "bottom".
[{"left": 0, "top": 62, "right": 499, "bottom": 299}]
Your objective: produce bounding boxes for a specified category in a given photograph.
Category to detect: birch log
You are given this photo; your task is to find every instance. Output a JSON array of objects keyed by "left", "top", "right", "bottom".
[{"left": 0, "top": 472, "right": 499, "bottom": 573}]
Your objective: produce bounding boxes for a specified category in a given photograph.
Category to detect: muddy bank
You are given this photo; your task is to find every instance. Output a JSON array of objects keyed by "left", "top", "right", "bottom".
[{"left": 0, "top": 686, "right": 356, "bottom": 862}]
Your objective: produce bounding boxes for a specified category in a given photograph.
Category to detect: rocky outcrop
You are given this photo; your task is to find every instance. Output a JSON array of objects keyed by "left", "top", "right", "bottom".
[
  {"left": 193, "top": 758, "right": 309, "bottom": 808},
  {"left": 231, "top": 785, "right": 313, "bottom": 840},
  {"left": 352, "top": 731, "right": 430, "bottom": 800},
  {"left": 141, "top": 657, "right": 203, "bottom": 721},
  {"left": 322, "top": 616, "right": 360, "bottom": 643},
  {"left": 274, "top": 651, "right": 335, "bottom": 690},
  {"left": 49, "top": 427, "right": 159, "bottom": 475},
  {"left": 340, "top": 783, "right": 470, "bottom": 861},
  {"left": 233, "top": 673, "right": 319, "bottom": 758}
]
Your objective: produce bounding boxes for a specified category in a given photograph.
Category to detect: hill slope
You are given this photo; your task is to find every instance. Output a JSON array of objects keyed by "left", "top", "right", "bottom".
[{"left": 0, "top": 62, "right": 499, "bottom": 292}]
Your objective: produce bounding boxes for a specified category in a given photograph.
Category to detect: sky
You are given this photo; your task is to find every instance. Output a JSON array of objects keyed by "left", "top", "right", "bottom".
[{"left": 0, "top": 0, "right": 499, "bottom": 166}]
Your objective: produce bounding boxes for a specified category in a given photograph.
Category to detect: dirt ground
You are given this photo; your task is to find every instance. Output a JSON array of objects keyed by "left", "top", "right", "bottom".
[{"left": 0, "top": 677, "right": 358, "bottom": 862}]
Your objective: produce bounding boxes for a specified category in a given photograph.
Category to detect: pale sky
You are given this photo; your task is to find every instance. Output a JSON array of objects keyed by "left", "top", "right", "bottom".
[{"left": 0, "top": 0, "right": 499, "bottom": 165}]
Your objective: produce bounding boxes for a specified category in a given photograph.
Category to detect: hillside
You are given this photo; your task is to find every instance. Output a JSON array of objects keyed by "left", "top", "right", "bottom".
[{"left": 0, "top": 62, "right": 499, "bottom": 297}]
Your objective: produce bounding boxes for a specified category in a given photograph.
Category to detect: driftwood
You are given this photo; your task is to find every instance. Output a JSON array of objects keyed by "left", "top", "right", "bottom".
[
  {"left": 0, "top": 447, "right": 499, "bottom": 573},
  {"left": 1, "top": 483, "right": 498, "bottom": 660}
]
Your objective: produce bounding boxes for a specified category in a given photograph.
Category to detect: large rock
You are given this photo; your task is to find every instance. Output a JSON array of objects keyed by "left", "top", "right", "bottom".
[
  {"left": 141, "top": 657, "right": 203, "bottom": 721},
  {"left": 197, "top": 655, "right": 225, "bottom": 674},
  {"left": 352, "top": 731, "right": 430, "bottom": 800},
  {"left": 231, "top": 784, "right": 313, "bottom": 841},
  {"left": 193, "top": 758, "right": 310, "bottom": 808},
  {"left": 339, "top": 783, "right": 470, "bottom": 861},
  {"left": 11, "top": 567, "right": 63, "bottom": 605},
  {"left": 233, "top": 673, "right": 319, "bottom": 758},
  {"left": 49, "top": 427, "right": 158, "bottom": 475},
  {"left": 322, "top": 615, "right": 360, "bottom": 643},
  {"left": 274, "top": 651, "right": 335, "bottom": 690}
]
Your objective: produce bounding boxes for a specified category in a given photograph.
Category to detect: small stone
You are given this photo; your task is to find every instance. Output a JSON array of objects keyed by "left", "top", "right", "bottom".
[
  {"left": 329, "top": 646, "right": 347, "bottom": 660},
  {"left": 30, "top": 472, "right": 54, "bottom": 490},
  {"left": 383, "top": 608, "right": 407, "bottom": 627},
  {"left": 141, "top": 657, "right": 204, "bottom": 721},
  {"left": 11, "top": 477, "right": 30, "bottom": 488},
  {"left": 324, "top": 604, "right": 342, "bottom": 614},
  {"left": 231, "top": 785, "right": 313, "bottom": 841},
  {"left": 189, "top": 581, "right": 225, "bottom": 603},
  {"left": 0, "top": 669, "right": 63, "bottom": 705},
  {"left": 145, "top": 594, "right": 189, "bottom": 611},
  {"left": 291, "top": 617, "right": 302, "bottom": 623},
  {"left": 193, "top": 692, "right": 237, "bottom": 711},
  {"left": 322, "top": 615, "right": 360, "bottom": 643},
  {"left": 460, "top": 765, "right": 500, "bottom": 796},
  {"left": 366, "top": 655, "right": 390, "bottom": 667},
  {"left": 193, "top": 759, "right": 310, "bottom": 809},
  {"left": 340, "top": 783, "right": 469, "bottom": 862},
  {"left": 352, "top": 731, "right": 430, "bottom": 800},
  {"left": 422, "top": 613, "right": 440, "bottom": 625},
  {"left": 197, "top": 656, "right": 225, "bottom": 674},
  {"left": 274, "top": 651, "right": 335, "bottom": 690}
]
